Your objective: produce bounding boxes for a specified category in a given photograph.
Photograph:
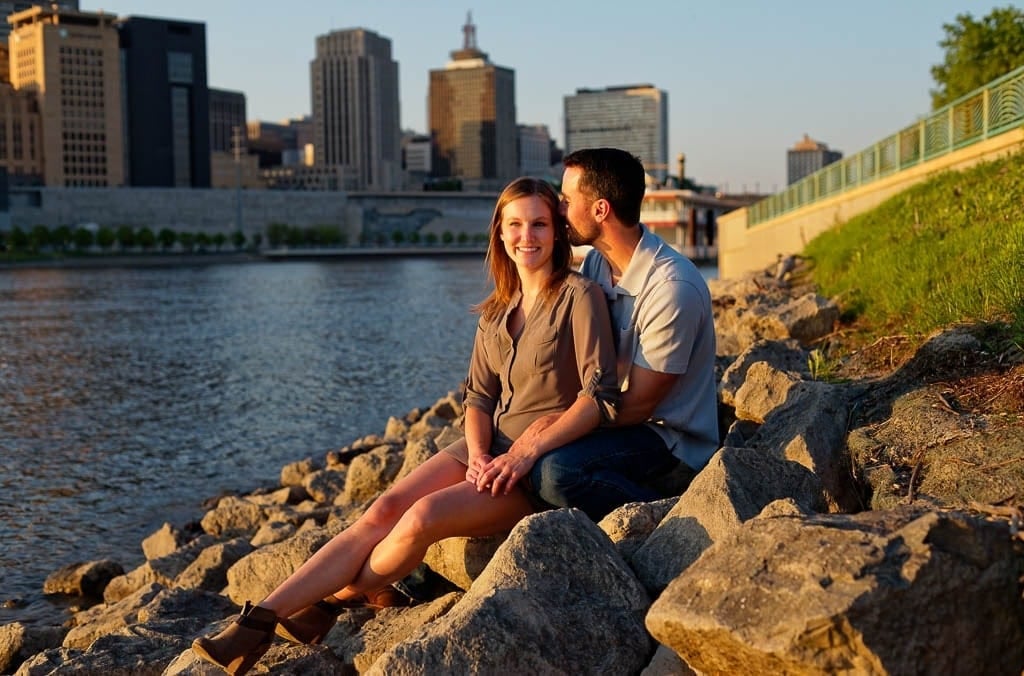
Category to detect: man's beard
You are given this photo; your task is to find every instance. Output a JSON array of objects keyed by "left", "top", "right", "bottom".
[{"left": 567, "top": 221, "right": 595, "bottom": 247}]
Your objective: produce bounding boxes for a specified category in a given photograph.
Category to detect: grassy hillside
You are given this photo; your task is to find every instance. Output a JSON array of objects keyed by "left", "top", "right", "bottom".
[{"left": 803, "top": 150, "right": 1024, "bottom": 348}]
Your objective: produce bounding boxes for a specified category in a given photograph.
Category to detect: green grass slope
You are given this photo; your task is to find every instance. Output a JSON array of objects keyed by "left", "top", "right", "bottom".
[{"left": 804, "top": 150, "right": 1024, "bottom": 345}]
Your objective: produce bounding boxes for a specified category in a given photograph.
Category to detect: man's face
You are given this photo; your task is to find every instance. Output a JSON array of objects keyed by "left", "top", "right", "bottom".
[{"left": 560, "top": 166, "right": 599, "bottom": 246}]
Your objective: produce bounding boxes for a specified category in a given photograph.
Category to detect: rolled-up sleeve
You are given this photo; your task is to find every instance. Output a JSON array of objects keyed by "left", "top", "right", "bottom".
[
  {"left": 463, "top": 320, "right": 499, "bottom": 416},
  {"left": 572, "top": 281, "right": 620, "bottom": 423}
]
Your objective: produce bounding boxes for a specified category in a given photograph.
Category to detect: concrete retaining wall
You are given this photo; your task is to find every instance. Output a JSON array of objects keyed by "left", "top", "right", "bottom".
[
  {"left": 4, "top": 188, "right": 497, "bottom": 242},
  {"left": 717, "top": 128, "right": 1024, "bottom": 279}
]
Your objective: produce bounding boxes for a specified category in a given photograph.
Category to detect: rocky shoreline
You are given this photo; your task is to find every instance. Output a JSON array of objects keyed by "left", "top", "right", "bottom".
[{"left": 2, "top": 260, "right": 1022, "bottom": 674}]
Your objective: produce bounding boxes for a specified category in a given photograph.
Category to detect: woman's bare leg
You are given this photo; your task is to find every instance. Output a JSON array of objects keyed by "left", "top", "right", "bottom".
[
  {"left": 259, "top": 448, "right": 470, "bottom": 617},
  {"left": 340, "top": 479, "right": 535, "bottom": 597}
]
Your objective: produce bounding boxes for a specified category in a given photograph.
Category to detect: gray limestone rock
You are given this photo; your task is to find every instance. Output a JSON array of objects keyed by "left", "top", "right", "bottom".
[{"left": 647, "top": 508, "right": 1024, "bottom": 675}]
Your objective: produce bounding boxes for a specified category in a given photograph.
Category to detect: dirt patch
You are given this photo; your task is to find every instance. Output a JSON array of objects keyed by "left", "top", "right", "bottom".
[{"left": 839, "top": 325, "right": 1024, "bottom": 514}]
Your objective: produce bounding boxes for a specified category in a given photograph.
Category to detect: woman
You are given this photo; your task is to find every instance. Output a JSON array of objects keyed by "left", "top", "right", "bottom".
[{"left": 192, "top": 177, "right": 619, "bottom": 675}]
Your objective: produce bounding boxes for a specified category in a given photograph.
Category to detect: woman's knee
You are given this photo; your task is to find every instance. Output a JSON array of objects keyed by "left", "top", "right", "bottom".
[{"left": 361, "top": 490, "right": 411, "bottom": 530}]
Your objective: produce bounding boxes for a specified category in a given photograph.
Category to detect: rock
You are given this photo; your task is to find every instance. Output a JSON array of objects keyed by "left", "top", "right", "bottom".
[
  {"left": 394, "top": 436, "right": 438, "bottom": 482},
  {"left": 43, "top": 560, "right": 124, "bottom": 598},
  {"left": 597, "top": 498, "right": 677, "bottom": 561},
  {"left": 775, "top": 292, "right": 839, "bottom": 344},
  {"left": 0, "top": 623, "right": 66, "bottom": 674},
  {"left": 719, "top": 339, "right": 809, "bottom": 408},
  {"left": 340, "top": 445, "right": 403, "bottom": 505},
  {"left": 326, "top": 592, "right": 462, "bottom": 672},
  {"left": 746, "top": 379, "right": 861, "bottom": 513},
  {"left": 384, "top": 415, "right": 410, "bottom": 439},
  {"left": 368, "top": 509, "right": 652, "bottom": 675},
  {"left": 303, "top": 467, "right": 349, "bottom": 503},
  {"left": 733, "top": 360, "right": 804, "bottom": 423},
  {"left": 641, "top": 644, "right": 697, "bottom": 675},
  {"left": 647, "top": 508, "right": 1024, "bottom": 675},
  {"left": 174, "top": 537, "right": 254, "bottom": 592},
  {"left": 406, "top": 413, "right": 451, "bottom": 443},
  {"left": 422, "top": 534, "right": 506, "bottom": 590},
  {"left": 224, "top": 528, "right": 333, "bottom": 605},
  {"left": 64, "top": 582, "right": 163, "bottom": 650},
  {"left": 103, "top": 535, "right": 217, "bottom": 603},
  {"left": 199, "top": 496, "right": 266, "bottom": 539},
  {"left": 141, "top": 523, "right": 185, "bottom": 561},
  {"left": 249, "top": 519, "right": 297, "bottom": 547},
  {"left": 629, "top": 447, "right": 824, "bottom": 594},
  {"left": 281, "top": 457, "right": 321, "bottom": 487}
]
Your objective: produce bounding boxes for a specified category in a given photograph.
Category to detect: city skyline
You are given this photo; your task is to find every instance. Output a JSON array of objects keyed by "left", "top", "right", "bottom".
[{"left": 87, "top": 0, "right": 1015, "bottom": 192}]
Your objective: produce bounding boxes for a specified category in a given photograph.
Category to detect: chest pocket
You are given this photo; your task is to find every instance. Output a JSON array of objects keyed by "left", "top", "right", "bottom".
[{"left": 532, "top": 329, "right": 559, "bottom": 373}]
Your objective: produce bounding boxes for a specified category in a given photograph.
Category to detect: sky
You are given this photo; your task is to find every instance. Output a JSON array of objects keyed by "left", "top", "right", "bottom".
[{"left": 87, "top": 0, "right": 1017, "bottom": 192}]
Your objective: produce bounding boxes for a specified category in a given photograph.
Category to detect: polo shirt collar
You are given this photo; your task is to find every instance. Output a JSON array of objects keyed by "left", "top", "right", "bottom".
[{"left": 614, "top": 224, "right": 659, "bottom": 297}]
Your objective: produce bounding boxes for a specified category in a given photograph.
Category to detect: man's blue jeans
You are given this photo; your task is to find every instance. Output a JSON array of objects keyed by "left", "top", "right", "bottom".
[{"left": 527, "top": 424, "right": 679, "bottom": 520}]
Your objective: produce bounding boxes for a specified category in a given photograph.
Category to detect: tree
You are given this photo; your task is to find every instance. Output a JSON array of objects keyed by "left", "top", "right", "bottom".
[
  {"left": 157, "top": 228, "right": 176, "bottom": 251},
  {"left": 137, "top": 227, "right": 156, "bottom": 251},
  {"left": 178, "top": 232, "right": 196, "bottom": 252},
  {"left": 53, "top": 225, "right": 73, "bottom": 251},
  {"left": 29, "top": 225, "right": 50, "bottom": 253},
  {"left": 931, "top": 6, "right": 1024, "bottom": 109},
  {"left": 96, "top": 227, "right": 116, "bottom": 251},
  {"left": 212, "top": 233, "right": 226, "bottom": 251},
  {"left": 73, "top": 227, "right": 95, "bottom": 251},
  {"left": 116, "top": 225, "right": 135, "bottom": 251},
  {"left": 231, "top": 230, "right": 246, "bottom": 250}
]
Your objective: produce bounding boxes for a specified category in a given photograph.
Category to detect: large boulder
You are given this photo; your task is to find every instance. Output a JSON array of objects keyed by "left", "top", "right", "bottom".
[
  {"left": 647, "top": 508, "right": 1024, "bottom": 675},
  {"left": 339, "top": 444, "right": 404, "bottom": 505},
  {"left": 629, "top": 446, "right": 823, "bottom": 594},
  {"left": 597, "top": 498, "right": 677, "bottom": 561},
  {"left": 719, "top": 338, "right": 810, "bottom": 408},
  {"left": 0, "top": 623, "right": 66, "bottom": 674},
  {"left": 422, "top": 534, "right": 506, "bottom": 590},
  {"left": 224, "top": 528, "right": 333, "bottom": 605},
  {"left": 199, "top": 496, "right": 266, "bottom": 538},
  {"left": 369, "top": 509, "right": 652, "bottom": 674},
  {"left": 103, "top": 536, "right": 217, "bottom": 603},
  {"left": 173, "top": 537, "right": 254, "bottom": 592},
  {"left": 745, "top": 378, "right": 861, "bottom": 513},
  {"left": 43, "top": 560, "right": 124, "bottom": 598}
]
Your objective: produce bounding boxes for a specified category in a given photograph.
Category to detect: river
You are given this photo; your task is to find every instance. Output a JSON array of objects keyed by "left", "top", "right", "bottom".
[{"left": 0, "top": 256, "right": 715, "bottom": 627}]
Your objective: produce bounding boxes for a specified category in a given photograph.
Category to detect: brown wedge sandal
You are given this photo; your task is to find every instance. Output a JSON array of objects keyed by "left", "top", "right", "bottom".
[
  {"left": 192, "top": 601, "right": 278, "bottom": 675},
  {"left": 276, "top": 587, "right": 413, "bottom": 645}
]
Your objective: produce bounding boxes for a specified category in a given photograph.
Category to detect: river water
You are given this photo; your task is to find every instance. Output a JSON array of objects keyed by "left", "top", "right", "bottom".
[{"left": 0, "top": 256, "right": 715, "bottom": 628}]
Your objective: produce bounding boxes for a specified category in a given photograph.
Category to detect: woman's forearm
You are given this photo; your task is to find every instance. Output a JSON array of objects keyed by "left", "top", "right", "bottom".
[{"left": 463, "top": 405, "right": 494, "bottom": 459}]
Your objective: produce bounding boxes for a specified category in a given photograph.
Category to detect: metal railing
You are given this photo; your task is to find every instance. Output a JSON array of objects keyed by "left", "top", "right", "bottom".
[{"left": 749, "top": 64, "right": 1024, "bottom": 226}]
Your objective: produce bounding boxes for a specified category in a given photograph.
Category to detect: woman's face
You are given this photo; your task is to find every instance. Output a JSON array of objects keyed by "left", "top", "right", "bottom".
[{"left": 499, "top": 195, "right": 556, "bottom": 276}]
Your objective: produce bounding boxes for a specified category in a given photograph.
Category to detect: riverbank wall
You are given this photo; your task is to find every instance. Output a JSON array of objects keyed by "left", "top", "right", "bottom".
[{"left": 3, "top": 188, "right": 499, "bottom": 246}]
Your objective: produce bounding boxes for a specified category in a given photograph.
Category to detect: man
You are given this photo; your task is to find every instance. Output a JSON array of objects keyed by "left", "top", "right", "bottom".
[{"left": 512, "top": 147, "right": 719, "bottom": 520}]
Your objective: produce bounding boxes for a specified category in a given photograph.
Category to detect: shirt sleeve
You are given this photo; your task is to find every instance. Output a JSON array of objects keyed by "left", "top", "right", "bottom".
[
  {"left": 463, "top": 319, "right": 499, "bottom": 415},
  {"left": 571, "top": 280, "right": 620, "bottom": 423},
  {"left": 635, "top": 279, "right": 706, "bottom": 375}
]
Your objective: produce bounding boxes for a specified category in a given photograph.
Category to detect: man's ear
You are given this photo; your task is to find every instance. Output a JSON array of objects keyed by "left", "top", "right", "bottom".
[{"left": 591, "top": 198, "right": 611, "bottom": 222}]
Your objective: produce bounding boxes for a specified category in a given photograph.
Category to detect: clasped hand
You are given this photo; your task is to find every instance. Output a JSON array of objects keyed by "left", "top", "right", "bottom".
[{"left": 466, "top": 453, "right": 534, "bottom": 496}]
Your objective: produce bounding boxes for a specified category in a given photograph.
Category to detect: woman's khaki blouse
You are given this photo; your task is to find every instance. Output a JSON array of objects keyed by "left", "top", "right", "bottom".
[{"left": 463, "top": 272, "right": 619, "bottom": 449}]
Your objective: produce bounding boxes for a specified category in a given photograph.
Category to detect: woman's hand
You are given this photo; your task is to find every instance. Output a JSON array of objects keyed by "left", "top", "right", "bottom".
[
  {"left": 466, "top": 453, "right": 494, "bottom": 484},
  {"left": 475, "top": 453, "right": 536, "bottom": 496}
]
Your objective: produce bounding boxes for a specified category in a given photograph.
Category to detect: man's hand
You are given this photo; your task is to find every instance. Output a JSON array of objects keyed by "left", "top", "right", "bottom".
[{"left": 506, "top": 412, "right": 560, "bottom": 458}]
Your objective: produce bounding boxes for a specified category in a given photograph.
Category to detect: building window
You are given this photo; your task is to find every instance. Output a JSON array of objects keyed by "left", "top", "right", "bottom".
[
  {"left": 168, "top": 51, "right": 193, "bottom": 85},
  {"left": 171, "top": 86, "right": 191, "bottom": 186}
]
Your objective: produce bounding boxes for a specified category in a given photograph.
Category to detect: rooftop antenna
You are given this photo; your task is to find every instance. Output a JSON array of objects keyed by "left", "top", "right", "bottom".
[{"left": 462, "top": 10, "right": 476, "bottom": 50}]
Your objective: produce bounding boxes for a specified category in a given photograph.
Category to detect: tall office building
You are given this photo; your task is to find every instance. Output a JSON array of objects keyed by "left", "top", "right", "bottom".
[
  {"left": 518, "top": 123, "right": 551, "bottom": 177},
  {"left": 8, "top": 5, "right": 124, "bottom": 187},
  {"left": 0, "top": 1, "right": 78, "bottom": 41},
  {"left": 208, "top": 87, "right": 246, "bottom": 153},
  {"left": 0, "top": 81, "right": 42, "bottom": 185},
  {"left": 428, "top": 13, "right": 516, "bottom": 186},
  {"left": 564, "top": 84, "right": 668, "bottom": 181},
  {"left": 311, "top": 27, "right": 400, "bottom": 191},
  {"left": 787, "top": 133, "right": 842, "bottom": 185},
  {"left": 118, "top": 16, "right": 210, "bottom": 187}
]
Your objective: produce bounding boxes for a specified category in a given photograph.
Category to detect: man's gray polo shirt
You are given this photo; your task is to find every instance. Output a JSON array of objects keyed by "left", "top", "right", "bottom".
[{"left": 580, "top": 225, "right": 719, "bottom": 470}]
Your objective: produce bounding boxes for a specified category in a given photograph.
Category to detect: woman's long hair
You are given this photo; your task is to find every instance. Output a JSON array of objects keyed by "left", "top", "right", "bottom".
[{"left": 473, "top": 177, "right": 571, "bottom": 321}]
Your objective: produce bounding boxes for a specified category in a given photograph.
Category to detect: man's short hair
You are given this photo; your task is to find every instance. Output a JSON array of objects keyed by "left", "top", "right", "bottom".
[{"left": 562, "top": 148, "right": 646, "bottom": 224}]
